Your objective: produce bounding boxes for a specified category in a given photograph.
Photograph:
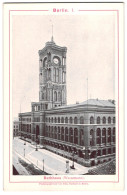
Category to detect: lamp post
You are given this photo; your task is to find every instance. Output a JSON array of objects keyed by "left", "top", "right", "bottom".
[
  {"left": 24, "top": 137, "right": 26, "bottom": 145},
  {"left": 43, "top": 159, "right": 44, "bottom": 171},
  {"left": 35, "top": 138, "right": 38, "bottom": 151},
  {"left": 24, "top": 148, "right": 25, "bottom": 157},
  {"left": 70, "top": 150, "right": 75, "bottom": 169}
]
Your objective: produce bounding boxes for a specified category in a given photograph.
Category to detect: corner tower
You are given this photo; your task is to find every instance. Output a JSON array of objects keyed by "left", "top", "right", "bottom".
[{"left": 38, "top": 38, "right": 67, "bottom": 109}]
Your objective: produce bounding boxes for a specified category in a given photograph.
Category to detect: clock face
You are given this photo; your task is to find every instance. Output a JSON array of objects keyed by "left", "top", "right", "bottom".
[{"left": 53, "top": 58, "right": 59, "bottom": 64}]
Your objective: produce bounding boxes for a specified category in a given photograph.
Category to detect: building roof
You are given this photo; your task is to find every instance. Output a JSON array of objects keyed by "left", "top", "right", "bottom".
[
  {"left": 53, "top": 99, "right": 115, "bottom": 110},
  {"left": 81, "top": 99, "right": 115, "bottom": 107}
]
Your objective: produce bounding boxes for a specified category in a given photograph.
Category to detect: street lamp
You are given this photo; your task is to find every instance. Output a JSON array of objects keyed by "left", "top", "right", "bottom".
[
  {"left": 35, "top": 138, "right": 38, "bottom": 151},
  {"left": 42, "top": 159, "right": 44, "bottom": 171},
  {"left": 70, "top": 150, "right": 75, "bottom": 169},
  {"left": 24, "top": 148, "right": 25, "bottom": 157}
]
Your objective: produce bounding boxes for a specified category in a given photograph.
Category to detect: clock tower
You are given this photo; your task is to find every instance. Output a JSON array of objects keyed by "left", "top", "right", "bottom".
[{"left": 38, "top": 37, "right": 67, "bottom": 109}]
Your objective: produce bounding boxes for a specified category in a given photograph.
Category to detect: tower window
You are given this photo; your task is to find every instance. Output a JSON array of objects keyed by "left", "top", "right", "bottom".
[
  {"left": 63, "top": 57, "right": 65, "bottom": 65},
  {"left": 53, "top": 68, "right": 56, "bottom": 82},
  {"left": 43, "top": 57, "right": 47, "bottom": 68},
  {"left": 47, "top": 68, "right": 51, "bottom": 80},
  {"left": 58, "top": 92, "right": 61, "bottom": 102},
  {"left": 62, "top": 72, "right": 65, "bottom": 83},
  {"left": 54, "top": 91, "right": 57, "bottom": 101},
  {"left": 56, "top": 68, "right": 59, "bottom": 82},
  {"left": 42, "top": 92, "right": 44, "bottom": 100}
]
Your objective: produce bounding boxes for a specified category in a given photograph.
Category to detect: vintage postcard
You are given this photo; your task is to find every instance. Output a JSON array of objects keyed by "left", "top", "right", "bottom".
[{"left": 3, "top": 2, "right": 124, "bottom": 191}]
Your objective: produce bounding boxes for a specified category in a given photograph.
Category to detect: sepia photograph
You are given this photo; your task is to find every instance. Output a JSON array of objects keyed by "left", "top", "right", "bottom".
[
  {"left": 3, "top": 2, "right": 124, "bottom": 191},
  {"left": 12, "top": 13, "right": 116, "bottom": 176}
]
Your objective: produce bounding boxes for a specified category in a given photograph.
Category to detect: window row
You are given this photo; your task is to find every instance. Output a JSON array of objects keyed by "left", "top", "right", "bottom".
[
  {"left": 19, "top": 117, "right": 31, "bottom": 122},
  {"left": 90, "top": 127, "right": 116, "bottom": 136},
  {"left": 90, "top": 128, "right": 116, "bottom": 146},
  {"left": 45, "top": 126, "right": 84, "bottom": 145},
  {"left": 90, "top": 116, "right": 115, "bottom": 124},
  {"left": 46, "top": 116, "right": 115, "bottom": 124},
  {"left": 40, "top": 68, "right": 65, "bottom": 83},
  {"left": 20, "top": 124, "right": 31, "bottom": 132},
  {"left": 34, "top": 117, "right": 40, "bottom": 122},
  {"left": 46, "top": 116, "right": 84, "bottom": 124}
]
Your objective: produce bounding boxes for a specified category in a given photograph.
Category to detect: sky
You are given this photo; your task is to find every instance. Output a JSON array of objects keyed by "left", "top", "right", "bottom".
[{"left": 12, "top": 13, "right": 116, "bottom": 119}]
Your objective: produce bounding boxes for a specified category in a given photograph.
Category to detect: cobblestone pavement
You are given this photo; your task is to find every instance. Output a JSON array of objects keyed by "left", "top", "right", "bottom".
[{"left": 13, "top": 137, "right": 90, "bottom": 175}]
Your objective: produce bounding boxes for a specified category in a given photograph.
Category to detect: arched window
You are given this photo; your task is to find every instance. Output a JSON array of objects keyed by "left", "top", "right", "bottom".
[
  {"left": 63, "top": 72, "right": 65, "bottom": 83},
  {"left": 49, "top": 118, "right": 50, "bottom": 123},
  {"left": 55, "top": 117, "right": 57, "bottom": 123},
  {"left": 65, "top": 127, "right": 68, "bottom": 142},
  {"left": 53, "top": 67, "right": 56, "bottom": 82},
  {"left": 80, "top": 116, "right": 84, "bottom": 124},
  {"left": 108, "top": 128, "right": 111, "bottom": 136},
  {"left": 47, "top": 68, "right": 51, "bottom": 80},
  {"left": 54, "top": 126, "right": 57, "bottom": 139},
  {"left": 102, "top": 128, "right": 106, "bottom": 136},
  {"left": 61, "top": 127, "right": 64, "bottom": 134},
  {"left": 58, "top": 117, "right": 60, "bottom": 123},
  {"left": 65, "top": 128, "right": 68, "bottom": 135},
  {"left": 102, "top": 128, "right": 106, "bottom": 144},
  {"left": 74, "top": 128, "right": 78, "bottom": 144},
  {"left": 54, "top": 91, "right": 57, "bottom": 101},
  {"left": 69, "top": 117, "right": 73, "bottom": 124},
  {"left": 43, "top": 57, "right": 47, "bottom": 68},
  {"left": 61, "top": 127, "right": 64, "bottom": 141},
  {"left": 51, "top": 117, "right": 53, "bottom": 123},
  {"left": 103, "top": 117, "right": 106, "bottom": 124},
  {"left": 58, "top": 127, "right": 60, "bottom": 140},
  {"left": 113, "top": 127, "right": 115, "bottom": 135},
  {"left": 51, "top": 126, "right": 53, "bottom": 138},
  {"left": 108, "top": 117, "right": 111, "bottom": 124},
  {"left": 56, "top": 68, "right": 59, "bottom": 82},
  {"left": 90, "top": 129, "right": 94, "bottom": 136},
  {"left": 74, "top": 117, "right": 78, "bottom": 124},
  {"left": 90, "top": 129, "right": 94, "bottom": 146},
  {"left": 97, "top": 117, "right": 100, "bottom": 124},
  {"left": 90, "top": 116, "right": 94, "bottom": 124},
  {"left": 69, "top": 128, "right": 73, "bottom": 143},
  {"left": 96, "top": 128, "right": 101, "bottom": 136},
  {"left": 65, "top": 117, "right": 68, "bottom": 123},
  {"left": 80, "top": 129, "right": 84, "bottom": 146},
  {"left": 113, "top": 117, "right": 115, "bottom": 124},
  {"left": 61, "top": 117, "right": 64, "bottom": 123}
]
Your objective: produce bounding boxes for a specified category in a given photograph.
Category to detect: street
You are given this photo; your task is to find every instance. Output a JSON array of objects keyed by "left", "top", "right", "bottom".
[{"left": 13, "top": 137, "right": 89, "bottom": 175}]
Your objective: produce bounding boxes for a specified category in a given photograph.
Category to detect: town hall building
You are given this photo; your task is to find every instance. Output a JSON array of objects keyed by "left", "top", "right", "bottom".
[{"left": 18, "top": 36, "right": 116, "bottom": 167}]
